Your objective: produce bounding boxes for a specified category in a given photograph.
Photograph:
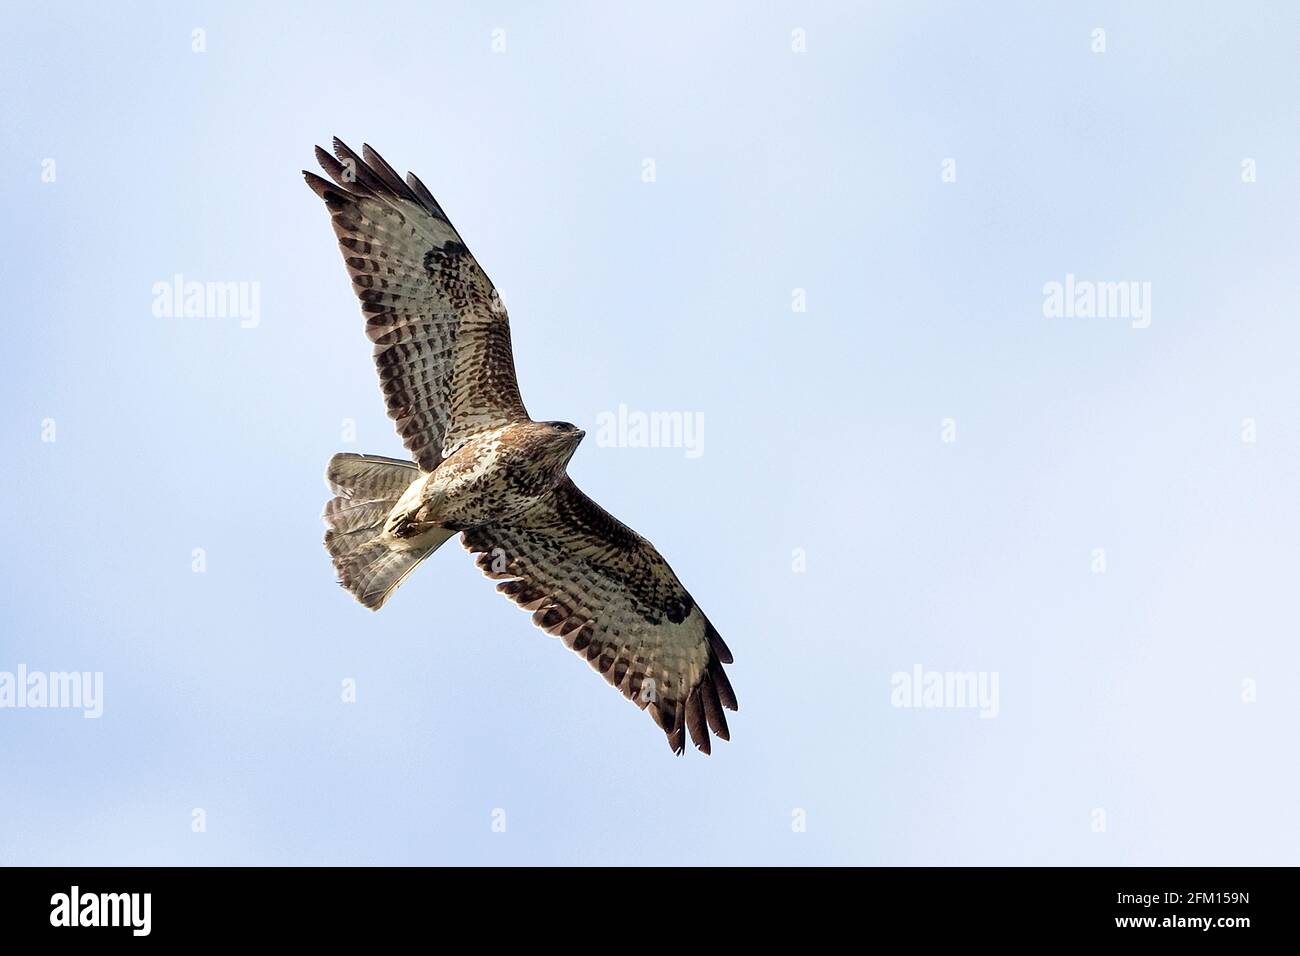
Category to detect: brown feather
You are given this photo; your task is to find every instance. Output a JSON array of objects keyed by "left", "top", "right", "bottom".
[
  {"left": 361, "top": 143, "right": 424, "bottom": 206},
  {"left": 701, "top": 677, "right": 730, "bottom": 740},
  {"left": 709, "top": 657, "right": 738, "bottom": 711},
  {"left": 685, "top": 690, "right": 710, "bottom": 754}
]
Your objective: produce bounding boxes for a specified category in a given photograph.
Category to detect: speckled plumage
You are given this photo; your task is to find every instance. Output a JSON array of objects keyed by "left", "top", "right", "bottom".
[{"left": 306, "top": 140, "right": 735, "bottom": 755}]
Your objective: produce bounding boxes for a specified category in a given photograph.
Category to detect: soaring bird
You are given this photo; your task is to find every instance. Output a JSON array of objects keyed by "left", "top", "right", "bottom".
[{"left": 304, "top": 140, "right": 736, "bottom": 755}]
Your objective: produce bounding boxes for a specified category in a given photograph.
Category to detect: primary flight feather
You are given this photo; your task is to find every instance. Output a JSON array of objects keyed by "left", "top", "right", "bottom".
[{"left": 304, "top": 139, "right": 736, "bottom": 755}]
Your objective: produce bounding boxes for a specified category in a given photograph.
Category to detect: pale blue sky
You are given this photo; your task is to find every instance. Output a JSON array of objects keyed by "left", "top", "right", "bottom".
[{"left": 2, "top": 1, "right": 1297, "bottom": 865}]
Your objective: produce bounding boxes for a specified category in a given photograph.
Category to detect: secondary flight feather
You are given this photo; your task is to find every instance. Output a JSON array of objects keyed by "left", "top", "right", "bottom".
[{"left": 304, "top": 139, "right": 736, "bottom": 755}]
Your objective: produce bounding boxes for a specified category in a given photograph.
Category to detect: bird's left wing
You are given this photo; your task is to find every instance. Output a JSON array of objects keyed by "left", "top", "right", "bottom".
[
  {"left": 462, "top": 478, "right": 737, "bottom": 755},
  {"left": 304, "top": 139, "right": 530, "bottom": 470}
]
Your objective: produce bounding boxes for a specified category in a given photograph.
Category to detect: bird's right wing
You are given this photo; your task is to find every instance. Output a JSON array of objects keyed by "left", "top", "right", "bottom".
[
  {"left": 461, "top": 477, "right": 737, "bottom": 755},
  {"left": 304, "top": 139, "right": 530, "bottom": 470}
]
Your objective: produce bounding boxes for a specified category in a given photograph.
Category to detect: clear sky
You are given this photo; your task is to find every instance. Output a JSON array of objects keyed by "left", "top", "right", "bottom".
[{"left": 2, "top": 1, "right": 1297, "bottom": 865}]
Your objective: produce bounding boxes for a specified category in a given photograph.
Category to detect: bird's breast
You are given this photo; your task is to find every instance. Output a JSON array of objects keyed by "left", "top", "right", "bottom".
[{"left": 421, "top": 427, "right": 558, "bottom": 528}]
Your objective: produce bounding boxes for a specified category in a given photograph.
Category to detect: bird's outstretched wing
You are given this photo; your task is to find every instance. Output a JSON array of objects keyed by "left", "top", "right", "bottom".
[
  {"left": 462, "top": 478, "right": 737, "bottom": 755},
  {"left": 304, "top": 139, "right": 530, "bottom": 470}
]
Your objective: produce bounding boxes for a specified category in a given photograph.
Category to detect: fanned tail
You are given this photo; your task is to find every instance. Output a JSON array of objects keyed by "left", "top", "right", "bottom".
[{"left": 322, "top": 453, "right": 450, "bottom": 610}]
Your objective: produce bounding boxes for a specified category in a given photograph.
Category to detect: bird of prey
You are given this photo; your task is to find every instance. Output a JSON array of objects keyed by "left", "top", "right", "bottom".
[{"left": 304, "top": 139, "right": 736, "bottom": 755}]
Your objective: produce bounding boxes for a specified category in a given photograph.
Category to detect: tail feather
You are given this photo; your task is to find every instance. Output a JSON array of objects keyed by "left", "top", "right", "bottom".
[
  {"left": 326, "top": 452, "right": 418, "bottom": 498},
  {"left": 330, "top": 539, "right": 434, "bottom": 610},
  {"left": 322, "top": 453, "right": 448, "bottom": 610},
  {"left": 323, "top": 497, "right": 393, "bottom": 536}
]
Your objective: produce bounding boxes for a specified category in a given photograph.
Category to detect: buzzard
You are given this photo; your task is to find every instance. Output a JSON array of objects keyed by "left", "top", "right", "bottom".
[{"left": 304, "top": 139, "right": 736, "bottom": 755}]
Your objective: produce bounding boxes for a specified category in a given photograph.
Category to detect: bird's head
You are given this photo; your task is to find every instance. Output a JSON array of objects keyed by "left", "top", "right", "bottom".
[
  {"left": 544, "top": 420, "right": 586, "bottom": 442},
  {"left": 533, "top": 420, "right": 585, "bottom": 472}
]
